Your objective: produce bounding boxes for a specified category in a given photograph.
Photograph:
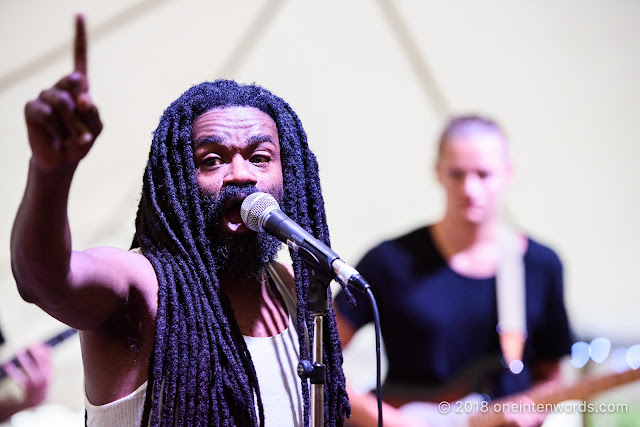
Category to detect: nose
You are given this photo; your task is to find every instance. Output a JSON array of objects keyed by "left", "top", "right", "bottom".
[
  {"left": 463, "top": 174, "right": 481, "bottom": 197},
  {"left": 223, "top": 155, "right": 257, "bottom": 186}
]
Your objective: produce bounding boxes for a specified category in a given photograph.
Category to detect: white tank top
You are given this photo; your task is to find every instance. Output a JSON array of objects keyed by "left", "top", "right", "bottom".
[
  {"left": 84, "top": 264, "right": 304, "bottom": 426},
  {"left": 244, "top": 320, "right": 303, "bottom": 426}
]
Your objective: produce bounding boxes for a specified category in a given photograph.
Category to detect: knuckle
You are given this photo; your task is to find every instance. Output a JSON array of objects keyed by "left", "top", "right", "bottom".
[
  {"left": 24, "top": 99, "right": 37, "bottom": 114},
  {"left": 68, "top": 72, "right": 87, "bottom": 91},
  {"left": 25, "top": 100, "right": 50, "bottom": 120},
  {"left": 51, "top": 91, "right": 74, "bottom": 111}
]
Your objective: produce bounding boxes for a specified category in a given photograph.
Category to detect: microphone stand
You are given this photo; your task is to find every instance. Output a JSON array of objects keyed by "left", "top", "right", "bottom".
[
  {"left": 241, "top": 194, "right": 381, "bottom": 425},
  {"left": 297, "top": 265, "right": 332, "bottom": 427}
]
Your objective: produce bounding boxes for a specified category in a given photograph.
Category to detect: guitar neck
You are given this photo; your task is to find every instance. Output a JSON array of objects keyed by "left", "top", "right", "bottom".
[
  {"left": 530, "top": 367, "right": 640, "bottom": 405},
  {"left": 469, "top": 367, "right": 640, "bottom": 427},
  {"left": 43, "top": 328, "right": 78, "bottom": 348},
  {"left": 0, "top": 328, "right": 78, "bottom": 380}
]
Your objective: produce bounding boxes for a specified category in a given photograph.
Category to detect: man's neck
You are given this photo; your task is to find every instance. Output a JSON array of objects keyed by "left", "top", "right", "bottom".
[
  {"left": 436, "top": 217, "right": 499, "bottom": 251},
  {"left": 432, "top": 217, "right": 501, "bottom": 278},
  {"left": 220, "top": 269, "right": 289, "bottom": 338}
]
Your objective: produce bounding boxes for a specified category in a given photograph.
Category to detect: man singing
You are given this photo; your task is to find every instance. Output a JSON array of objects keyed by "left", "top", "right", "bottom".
[{"left": 11, "top": 15, "right": 349, "bottom": 427}]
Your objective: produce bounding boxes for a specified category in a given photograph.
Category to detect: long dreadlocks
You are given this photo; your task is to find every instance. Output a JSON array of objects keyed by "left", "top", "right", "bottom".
[{"left": 133, "top": 80, "right": 350, "bottom": 426}]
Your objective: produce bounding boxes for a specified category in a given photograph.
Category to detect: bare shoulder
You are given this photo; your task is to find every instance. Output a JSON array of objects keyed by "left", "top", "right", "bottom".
[
  {"left": 271, "top": 261, "right": 295, "bottom": 293},
  {"left": 273, "top": 260, "right": 294, "bottom": 277},
  {"left": 58, "top": 245, "right": 158, "bottom": 331},
  {"left": 80, "top": 245, "right": 156, "bottom": 287},
  {"left": 82, "top": 246, "right": 157, "bottom": 282}
]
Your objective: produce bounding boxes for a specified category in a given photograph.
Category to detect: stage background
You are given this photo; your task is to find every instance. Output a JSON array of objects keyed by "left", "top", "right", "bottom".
[{"left": 1, "top": 1, "right": 638, "bottom": 425}]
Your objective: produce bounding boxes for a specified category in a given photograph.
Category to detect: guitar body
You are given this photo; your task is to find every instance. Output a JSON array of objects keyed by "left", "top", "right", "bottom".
[
  {"left": 384, "top": 353, "right": 505, "bottom": 407},
  {"left": 387, "top": 366, "right": 640, "bottom": 427}
]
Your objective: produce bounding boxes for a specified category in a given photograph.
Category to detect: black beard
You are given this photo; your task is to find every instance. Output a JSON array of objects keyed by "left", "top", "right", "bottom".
[{"left": 201, "top": 184, "right": 284, "bottom": 279}]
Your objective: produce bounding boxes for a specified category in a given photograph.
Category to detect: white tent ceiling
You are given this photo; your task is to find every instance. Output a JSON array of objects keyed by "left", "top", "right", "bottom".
[{"left": 1, "top": 0, "right": 639, "bottom": 420}]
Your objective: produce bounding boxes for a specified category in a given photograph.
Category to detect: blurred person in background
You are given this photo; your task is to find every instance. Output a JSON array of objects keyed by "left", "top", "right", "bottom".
[
  {"left": 335, "top": 115, "right": 572, "bottom": 426},
  {"left": 0, "top": 326, "right": 52, "bottom": 422}
]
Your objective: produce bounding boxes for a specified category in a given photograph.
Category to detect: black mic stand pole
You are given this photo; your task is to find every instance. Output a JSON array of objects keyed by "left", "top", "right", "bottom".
[{"left": 297, "top": 266, "right": 332, "bottom": 427}]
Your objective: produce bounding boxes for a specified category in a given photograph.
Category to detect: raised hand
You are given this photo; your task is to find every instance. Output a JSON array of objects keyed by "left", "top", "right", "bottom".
[{"left": 24, "top": 14, "right": 103, "bottom": 173}]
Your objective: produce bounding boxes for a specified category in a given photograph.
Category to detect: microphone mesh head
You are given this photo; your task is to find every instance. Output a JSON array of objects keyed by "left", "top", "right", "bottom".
[{"left": 240, "top": 192, "right": 279, "bottom": 232}]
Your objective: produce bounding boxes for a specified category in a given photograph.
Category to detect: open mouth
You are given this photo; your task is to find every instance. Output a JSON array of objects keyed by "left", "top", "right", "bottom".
[{"left": 222, "top": 197, "right": 251, "bottom": 234}]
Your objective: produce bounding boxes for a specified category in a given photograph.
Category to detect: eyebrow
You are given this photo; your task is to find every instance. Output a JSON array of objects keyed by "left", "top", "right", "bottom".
[
  {"left": 248, "top": 134, "right": 275, "bottom": 144},
  {"left": 193, "top": 136, "right": 224, "bottom": 148},
  {"left": 192, "top": 134, "right": 278, "bottom": 152}
]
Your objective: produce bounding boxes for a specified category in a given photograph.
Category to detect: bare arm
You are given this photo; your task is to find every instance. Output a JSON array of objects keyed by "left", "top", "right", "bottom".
[{"left": 10, "top": 15, "right": 152, "bottom": 330}]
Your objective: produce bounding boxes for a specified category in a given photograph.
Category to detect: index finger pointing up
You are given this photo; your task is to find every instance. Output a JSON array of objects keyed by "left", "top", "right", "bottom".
[{"left": 74, "top": 14, "right": 87, "bottom": 74}]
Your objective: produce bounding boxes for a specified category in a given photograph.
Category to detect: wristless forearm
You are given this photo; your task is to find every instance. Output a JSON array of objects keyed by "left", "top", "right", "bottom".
[{"left": 11, "top": 159, "right": 76, "bottom": 301}]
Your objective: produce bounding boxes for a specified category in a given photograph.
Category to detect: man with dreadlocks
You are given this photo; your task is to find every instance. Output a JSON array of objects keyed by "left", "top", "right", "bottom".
[{"left": 11, "top": 15, "right": 349, "bottom": 426}]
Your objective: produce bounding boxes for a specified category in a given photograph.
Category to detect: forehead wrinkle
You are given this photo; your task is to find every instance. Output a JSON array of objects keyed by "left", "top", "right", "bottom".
[
  {"left": 191, "top": 106, "right": 280, "bottom": 150},
  {"left": 193, "top": 134, "right": 278, "bottom": 152},
  {"left": 193, "top": 135, "right": 224, "bottom": 149}
]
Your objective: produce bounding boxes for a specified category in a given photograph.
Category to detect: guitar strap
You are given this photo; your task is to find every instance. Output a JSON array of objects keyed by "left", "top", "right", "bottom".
[{"left": 496, "top": 224, "right": 527, "bottom": 374}]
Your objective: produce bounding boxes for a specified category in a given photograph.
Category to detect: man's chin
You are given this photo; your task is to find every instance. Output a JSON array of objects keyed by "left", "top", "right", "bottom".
[
  {"left": 212, "top": 232, "right": 282, "bottom": 279},
  {"left": 202, "top": 184, "right": 284, "bottom": 278},
  {"left": 461, "top": 205, "right": 488, "bottom": 223}
]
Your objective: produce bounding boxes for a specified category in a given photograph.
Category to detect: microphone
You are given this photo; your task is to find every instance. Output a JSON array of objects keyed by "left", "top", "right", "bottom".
[{"left": 240, "top": 192, "right": 369, "bottom": 291}]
